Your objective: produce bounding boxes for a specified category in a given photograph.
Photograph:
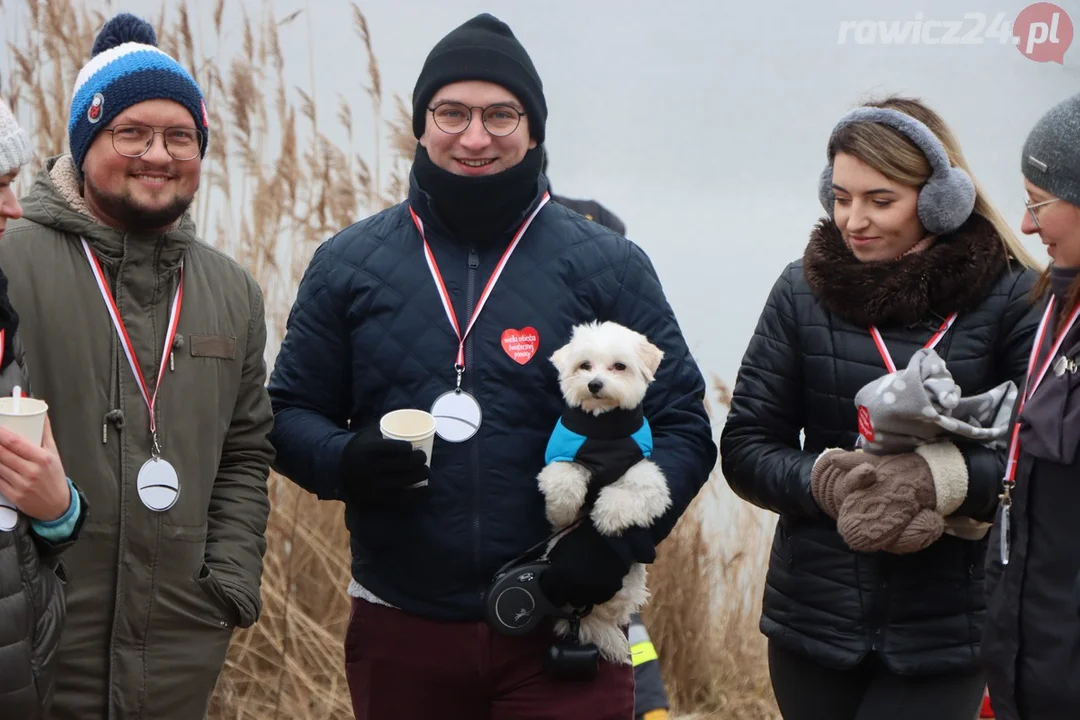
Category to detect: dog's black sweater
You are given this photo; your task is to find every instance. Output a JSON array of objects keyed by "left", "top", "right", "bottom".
[{"left": 545, "top": 406, "right": 653, "bottom": 511}]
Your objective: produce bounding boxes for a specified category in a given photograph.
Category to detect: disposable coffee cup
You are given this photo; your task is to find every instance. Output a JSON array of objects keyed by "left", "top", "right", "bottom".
[
  {"left": 0, "top": 396, "right": 48, "bottom": 445},
  {"left": 0, "top": 395, "right": 49, "bottom": 531},
  {"left": 380, "top": 409, "right": 437, "bottom": 486}
]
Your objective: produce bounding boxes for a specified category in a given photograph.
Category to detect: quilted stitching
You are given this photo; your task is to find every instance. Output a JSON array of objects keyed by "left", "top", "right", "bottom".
[
  {"left": 721, "top": 258, "right": 1043, "bottom": 673},
  {"left": 269, "top": 190, "right": 715, "bottom": 620}
]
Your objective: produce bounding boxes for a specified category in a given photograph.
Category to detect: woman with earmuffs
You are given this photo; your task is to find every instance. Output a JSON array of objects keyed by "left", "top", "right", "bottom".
[
  {"left": 720, "top": 95, "right": 1043, "bottom": 720},
  {"left": 982, "top": 92, "right": 1080, "bottom": 720}
]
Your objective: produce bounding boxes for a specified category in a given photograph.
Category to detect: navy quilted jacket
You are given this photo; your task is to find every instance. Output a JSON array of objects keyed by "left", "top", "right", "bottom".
[{"left": 268, "top": 174, "right": 716, "bottom": 620}]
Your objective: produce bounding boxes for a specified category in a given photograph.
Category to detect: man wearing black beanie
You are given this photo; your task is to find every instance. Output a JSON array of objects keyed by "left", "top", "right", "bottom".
[{"left": 270, "top": 13, "right": 715, "bottom": 719}]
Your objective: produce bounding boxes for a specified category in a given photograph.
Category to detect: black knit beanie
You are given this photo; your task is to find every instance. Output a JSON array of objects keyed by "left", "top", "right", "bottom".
[{"left": 412, "top": 14, "right": 547, "bottom": 144}]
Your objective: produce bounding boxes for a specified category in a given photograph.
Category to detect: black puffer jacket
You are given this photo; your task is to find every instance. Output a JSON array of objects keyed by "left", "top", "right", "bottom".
[
  {"left": 0, "top": 329, "right": 82, "bottom": 718},
  {"left": 721, "top": 214, "right": 1041, "bottom": 674}
]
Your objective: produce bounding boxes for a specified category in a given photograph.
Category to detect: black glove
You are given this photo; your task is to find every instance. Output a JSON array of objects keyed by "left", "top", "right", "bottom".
[
  {"left": 539, "top": 522, "right": 656, "bottom": 608},
  {"left": 340, "top": 424, "right": 430, "bottom": 506}
]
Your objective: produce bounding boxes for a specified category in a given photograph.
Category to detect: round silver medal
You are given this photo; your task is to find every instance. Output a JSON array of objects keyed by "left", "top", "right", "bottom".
[
  {"left": 1053, "top": 355, "right": 1070, "bottom": 377},
  {"left": 0, "top": 491, "right": 17, "bottom": 531},
  {"left": 430, "top": 390, "right": 483, "bottom": 443},
  {"left": 137, "top": 457, "right": 180, "bottom": 512}
]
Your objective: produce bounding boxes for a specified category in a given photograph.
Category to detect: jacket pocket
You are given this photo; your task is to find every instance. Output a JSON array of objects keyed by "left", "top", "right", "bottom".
[
  {"left": 775, "top": 521, "right": 795, "bottom": 569},
  {"left": 141, "top": 553, "right": 234, "bottom": 718},
  {"left": 194, "top": 563, "right": 240, "bottom": 628},
  {"left": 189, "top": 334, "right": 237, "bottom": 360},
  {"left": 1075, "top": 570, "right": 1080, "bottom": 619}
]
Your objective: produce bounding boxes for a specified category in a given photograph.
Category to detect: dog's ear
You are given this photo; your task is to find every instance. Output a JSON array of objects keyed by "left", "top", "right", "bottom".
[
  {"left": 550, "top": 342, "right": 571, "bottom": 375},
  {"left": 637, "top": 339, "right": 665, "bottom": 383}
]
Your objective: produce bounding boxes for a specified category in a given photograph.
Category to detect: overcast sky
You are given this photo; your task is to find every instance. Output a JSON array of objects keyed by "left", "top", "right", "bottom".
[{"left": 4, "top": 0, "right": 1079, "bottom": 392}]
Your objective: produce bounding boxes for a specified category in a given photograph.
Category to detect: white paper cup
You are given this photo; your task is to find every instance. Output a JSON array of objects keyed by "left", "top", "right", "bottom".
[
  {"left": 0, "top": 396, "right": 48, "bottom": 531},
  {"left": 380, "top": 409, "right": 437, "bottom": 483},
  {"left": 0, "top": 396, "right": 48, "bottom": 446}
]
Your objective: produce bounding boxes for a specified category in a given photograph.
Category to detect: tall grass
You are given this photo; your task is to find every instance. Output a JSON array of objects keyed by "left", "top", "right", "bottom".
[
  {"left": 5, "top": 2, "right": 411, "bottom": 717},
  {"left": 4, "top": 3, "right": 779, "bottom": 718},
  {"left": 643, "top": 375, "right": 778, "bottom": 720}
]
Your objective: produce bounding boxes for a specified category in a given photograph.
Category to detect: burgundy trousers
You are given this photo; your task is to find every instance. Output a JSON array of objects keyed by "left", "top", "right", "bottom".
[{"left": 345, "top": 598, "right": 635, "bottom": 720}]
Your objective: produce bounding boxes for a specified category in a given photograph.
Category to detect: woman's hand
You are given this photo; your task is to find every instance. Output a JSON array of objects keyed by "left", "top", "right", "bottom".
[
  {"left": 836, "top": 452, "right": 942, "bottom": 553},
  {"left": 811, "top": 449, "right": 888, "bottom": 518},
  {"left": 0, "top": 415, "right": 71, "bottom": 521}
]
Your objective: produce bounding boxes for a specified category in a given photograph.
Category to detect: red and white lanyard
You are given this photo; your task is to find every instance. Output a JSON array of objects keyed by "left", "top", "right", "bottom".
[
  {"left": 409, "top": 193, "right": 550, "bottom": 383},
  {"left": 1003, "top": 297, "right": 1080, "bottom": 485},
  {"left": 869, "top": 313, "right": 958, "bottom": 373},
  {"left": 81, "top": 238, "right": 183, "bottom": 455}
]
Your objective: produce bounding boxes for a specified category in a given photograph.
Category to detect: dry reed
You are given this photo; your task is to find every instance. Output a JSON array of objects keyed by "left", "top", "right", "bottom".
[
  {"left": 645, "top": 376, "right": 779, "bottom": 720},
  {"left": 4, "top": 3, "right": 779, "bottom": 718}
]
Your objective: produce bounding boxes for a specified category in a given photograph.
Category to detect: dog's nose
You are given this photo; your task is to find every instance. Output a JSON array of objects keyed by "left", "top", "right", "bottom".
[{"left": 588, "top": 380, "right": 604, "bottom": 395}]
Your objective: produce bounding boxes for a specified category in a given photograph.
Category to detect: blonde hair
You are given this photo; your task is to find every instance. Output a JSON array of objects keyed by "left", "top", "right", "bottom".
[{"left": 831, "top": 95, "right": 1041, "bottom": 271}]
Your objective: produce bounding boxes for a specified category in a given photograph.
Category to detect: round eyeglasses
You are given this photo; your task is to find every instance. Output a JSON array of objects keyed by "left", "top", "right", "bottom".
[
  {"left": 1025, "top": 195, "right": 1060, "bottom": 230},
  {"left": 427, "top": 102, "right": 525, "bottom": 137},
  {"left": 102, "top": 124, "right": 203, "bottom": 161}
]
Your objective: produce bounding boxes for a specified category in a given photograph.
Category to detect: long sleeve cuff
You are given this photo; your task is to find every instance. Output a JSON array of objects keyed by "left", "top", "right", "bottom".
[{"left": 31, "top": 478, "right": 80, "bottom": 542}]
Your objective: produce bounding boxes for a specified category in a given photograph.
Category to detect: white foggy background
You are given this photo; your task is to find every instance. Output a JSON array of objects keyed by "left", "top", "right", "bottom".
[{"left": 3, "top": 0, "right": 1078, "bottom": 393}]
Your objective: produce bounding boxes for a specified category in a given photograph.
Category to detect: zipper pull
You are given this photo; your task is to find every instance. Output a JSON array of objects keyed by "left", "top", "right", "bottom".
[
  {"left": 169, "top": 352, "right": 175, "bottom": 372},
  {"left": 468, "top": 248, "right": 479, "bottom": 269}
]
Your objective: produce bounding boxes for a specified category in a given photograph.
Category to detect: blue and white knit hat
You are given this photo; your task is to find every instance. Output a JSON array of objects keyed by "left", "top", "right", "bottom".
[{"left": 69, "top": 13, "right": 209, "bottom": 172}]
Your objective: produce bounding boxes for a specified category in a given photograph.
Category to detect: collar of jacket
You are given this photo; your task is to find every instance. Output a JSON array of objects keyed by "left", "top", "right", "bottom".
[
  {"left": 19, "top": 155, "right": 195, "bottom": 279},
  {"left": 803, "top": 212, "right": 1009, "bottom": 327},
  {"left": 406, "top": 158, "right": 551, "bottom": 251},
  {"left": 560, "top": 405, "right": 645, "bottom": 441}
]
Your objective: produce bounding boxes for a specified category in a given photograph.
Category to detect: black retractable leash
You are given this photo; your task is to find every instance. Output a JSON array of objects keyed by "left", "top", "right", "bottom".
[{"left": 484, "top": 519, "right": 601, "bottom": 680}]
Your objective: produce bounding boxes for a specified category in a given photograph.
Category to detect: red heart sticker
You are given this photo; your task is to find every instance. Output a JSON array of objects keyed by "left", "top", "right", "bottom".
[
  {"left": 501, "top": 327, "right": 539, "bottom": 365},
  {"left": 857, "top": 405, "right": 875, "bottom": 443}
]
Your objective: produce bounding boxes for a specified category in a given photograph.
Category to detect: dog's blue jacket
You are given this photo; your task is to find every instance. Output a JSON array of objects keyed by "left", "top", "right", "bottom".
[
  {"left": 545, "top": 407, "right": 653, "bottom": 504},
  {"left": 267, "top": 174, "right": 716, "bottom": 621}
]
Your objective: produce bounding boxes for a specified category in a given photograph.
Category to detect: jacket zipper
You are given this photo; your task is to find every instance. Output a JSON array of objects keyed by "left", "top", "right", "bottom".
[{"left": 466, "top": 246, "right": 481, "bottom": 595}]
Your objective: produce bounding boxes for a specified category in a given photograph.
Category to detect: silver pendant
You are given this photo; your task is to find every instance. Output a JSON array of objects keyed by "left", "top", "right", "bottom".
[
  {"left": 137, "top": 457, "right": 180, "bottom": 512},
  {"left": 0, "top": 490, "right": 16, "bottom": 531},
  {"left": 999, "top": 504, "right": 1011, "bottom": 566},
  {"left": 1053, "top": 355, "right": 1069, "bottom": 377},
  {"left": 430, "top": 390, "right": 482, "bottom": 443}
]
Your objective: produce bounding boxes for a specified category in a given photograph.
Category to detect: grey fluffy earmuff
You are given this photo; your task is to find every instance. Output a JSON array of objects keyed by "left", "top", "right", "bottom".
[{"left": 818, "top": 107, "right": 976, "bottom": 236}]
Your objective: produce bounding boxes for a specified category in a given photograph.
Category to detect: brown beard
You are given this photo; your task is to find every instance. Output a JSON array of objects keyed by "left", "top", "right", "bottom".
[
  {"left": 85, "top": 174, "right": 193, "bottom": 232},
  {"left": 802, "top": 213, "right": 1009, "bottom": 327}
]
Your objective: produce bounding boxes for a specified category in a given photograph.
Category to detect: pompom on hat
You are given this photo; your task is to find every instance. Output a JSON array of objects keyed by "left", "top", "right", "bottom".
[{"left": 68, "top": 13, "right": 209, "bottom": 171}]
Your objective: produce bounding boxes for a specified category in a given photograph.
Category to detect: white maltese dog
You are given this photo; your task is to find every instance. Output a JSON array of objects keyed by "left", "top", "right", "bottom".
[{"left": 537, "top": 320, "right": 672, "bottom": 664}]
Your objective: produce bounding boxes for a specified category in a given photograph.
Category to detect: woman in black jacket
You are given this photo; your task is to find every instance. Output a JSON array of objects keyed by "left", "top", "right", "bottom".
[
  {"left": 720, "top": 96, "right": 1043, "bottom": 720},
  {"left": 982, "top": 92, "right": 1080, "bottom": 720},
  {"left": 0, "top": 94, "right": 86, "bottom": 719}
]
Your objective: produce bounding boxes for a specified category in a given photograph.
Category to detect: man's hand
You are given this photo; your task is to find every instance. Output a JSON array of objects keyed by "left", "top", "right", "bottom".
[
  {"left": 539, "top": 522, "right": 655, "bottom": 608},
  {"left": 0, "top": 415, "right": 71, "bottom": 521},
  {"left": 341, "top": 424, "right": 430, "bottom": 506}
]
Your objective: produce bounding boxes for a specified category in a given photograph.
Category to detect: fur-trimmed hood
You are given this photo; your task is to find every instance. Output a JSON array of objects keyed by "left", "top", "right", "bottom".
[{"left": 803, "top": 213, "right": 1009, "bottom": 327}]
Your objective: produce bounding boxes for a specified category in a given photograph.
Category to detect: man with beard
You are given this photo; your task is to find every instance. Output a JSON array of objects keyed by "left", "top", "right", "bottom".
[
  {"left": 0, "top": 13, "right": 274, "bottom": 719},
  {"left": 269, "top": 13, "right": 715, "bottom": 719}
]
